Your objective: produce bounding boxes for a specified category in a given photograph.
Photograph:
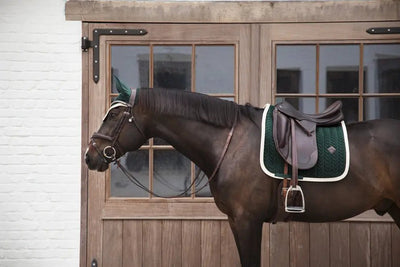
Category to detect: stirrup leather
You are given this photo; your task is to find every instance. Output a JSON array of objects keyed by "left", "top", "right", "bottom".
[{"left": 285, "top": 185, "right": 305, "bottom": 213}]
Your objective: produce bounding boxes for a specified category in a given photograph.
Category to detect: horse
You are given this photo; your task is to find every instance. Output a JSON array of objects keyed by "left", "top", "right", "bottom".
[{"left": 85, "top": 86, "right": 400, "bottom": 267}]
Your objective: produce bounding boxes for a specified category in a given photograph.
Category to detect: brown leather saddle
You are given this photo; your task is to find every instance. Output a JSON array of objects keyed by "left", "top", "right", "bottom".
[{"left": 273, "top": 101, "right": 344, "bottom": 213}]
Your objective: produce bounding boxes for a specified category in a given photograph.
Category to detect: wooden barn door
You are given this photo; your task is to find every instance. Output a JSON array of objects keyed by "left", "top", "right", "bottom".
[
  {"left": 84, "top": 23, "right": 253, "bottom": 267},
  {"left": 259, "top": 21, "right": 400, "bottom": 267}
]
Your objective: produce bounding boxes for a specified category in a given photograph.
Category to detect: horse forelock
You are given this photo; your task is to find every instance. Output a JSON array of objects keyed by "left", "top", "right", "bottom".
[{"left": 136, "top": 89, "right": 239, "bottom": 128}]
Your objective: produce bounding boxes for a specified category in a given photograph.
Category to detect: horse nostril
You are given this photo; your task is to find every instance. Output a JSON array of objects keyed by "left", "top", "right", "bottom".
[{"left": 85, "top": 153, "right": 90, "bottom": 165}]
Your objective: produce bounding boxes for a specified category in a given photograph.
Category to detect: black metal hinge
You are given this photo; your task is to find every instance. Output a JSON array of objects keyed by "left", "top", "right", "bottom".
[
  {"left": 81, "top": 28, "right": 148, "bottom": 83},
  {"left": 366, "top": 27, "right": 400, "bottom": 34}
]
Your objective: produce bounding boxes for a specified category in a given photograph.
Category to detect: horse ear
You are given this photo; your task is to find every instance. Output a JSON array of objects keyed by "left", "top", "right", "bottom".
[{"left": 113, "top": 75, "right": 131, "bottom": 103}]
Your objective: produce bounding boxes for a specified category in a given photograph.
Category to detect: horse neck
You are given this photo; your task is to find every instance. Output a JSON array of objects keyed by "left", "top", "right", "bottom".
[{"left": 145, "top": 113, "right": 232, "bottom": 176}]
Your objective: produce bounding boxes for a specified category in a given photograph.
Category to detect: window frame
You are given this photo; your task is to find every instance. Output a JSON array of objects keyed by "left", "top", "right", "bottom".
[
  {"left": 105, "top": 40, "right": 239, "bottom": 201},
  {"left": 272, "top": 40, "right": 400, "bottom": 122}
]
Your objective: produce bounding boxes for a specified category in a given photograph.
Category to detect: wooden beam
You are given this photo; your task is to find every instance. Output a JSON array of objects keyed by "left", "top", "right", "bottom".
[{"left": 65, "top": 1, "right": 400, "bottom": 23}]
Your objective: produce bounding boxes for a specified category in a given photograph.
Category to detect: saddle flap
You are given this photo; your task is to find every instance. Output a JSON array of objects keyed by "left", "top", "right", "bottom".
[{"left": 273, "top": 109, "right": 318, "bottom": 169}]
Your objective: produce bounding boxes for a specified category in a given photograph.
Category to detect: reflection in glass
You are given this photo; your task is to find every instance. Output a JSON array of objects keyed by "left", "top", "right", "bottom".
[
  {"left": 195, "top": 45, "right": 235, "bottom": 94},
  {"left": 275, "top": 97, "right": 316, "bottom": 114},
  {"left": 319, "top": 45, "right": 359, "bottom": 94},
  {"left": 111, "top": 46, "right": 150, "bottom": 93},
  {"left": 364, "top": 97, "right": 400, "bottom": 120},
  {"left": 111, "top": 150, "right": 149, "bottom": 197},
  {"left": 319, "top": 98, "right": 358, "bottom": 123},
  {"left": 364, "top": 44, "right": 400, "bottom": 93},
  {"left": 153, "top": 150, "right": 191, "bottom": 197},
  {"left": 153, "top": 46, "right": 192, "bottom": 91},
  {"left": 276, "top": 45, "right": 316, "bottom": 94},
  {"left": 194, "top": 166, "right": 212, "bottom": 197}
]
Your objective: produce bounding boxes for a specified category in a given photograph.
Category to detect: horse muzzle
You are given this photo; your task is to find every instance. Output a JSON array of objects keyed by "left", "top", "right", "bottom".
[{"left": 85, "top": 144, "right": 110, "bottom": 172}]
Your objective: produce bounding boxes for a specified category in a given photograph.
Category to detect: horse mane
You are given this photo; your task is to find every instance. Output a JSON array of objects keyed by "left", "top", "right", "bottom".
[{"left": 137, "top": 89, "right": 242, "bottom": 128}]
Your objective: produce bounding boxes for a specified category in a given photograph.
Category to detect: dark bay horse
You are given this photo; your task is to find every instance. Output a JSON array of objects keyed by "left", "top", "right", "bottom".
[{"left": 85, "top": 88, "right": 400, "bottom": 267}]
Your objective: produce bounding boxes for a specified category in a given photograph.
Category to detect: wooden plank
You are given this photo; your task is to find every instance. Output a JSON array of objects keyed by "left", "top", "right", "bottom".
[
  {"left": 310, "top": 223, "right": 329, "bottom": 267},
  {"left": 182, "top": 220, "right": 201, "bottom": 267},
  {"left": 267, "top": 22, "right": 400, "bottom": 43},
  {"left": 65, "top": 1, "right": 400, "bottom": 23},
  {"left": 289, "top": 222, "right": 309, "bottom": 267},
  {"left": 87, "top": 29, "right": 107, "bottom": 266},
  {"left": 259, "top": 25, "right": 272, "bottom": 105},
  {"left": 238, "top": 24, "right": 251, "bottom": 105},
  {"left": 123, "top": 220, "right": 142, "bottom": 267},
  {"left": 270, "top": 223, "right": 290, "bottom": 267},
  {"left": 392, "top": 224, "right": 400, "bottom": 267},
  {"left": 221, "top": 221, "right": 240, "bottom": 267},
  {"left": 330, "top": 222, "right": 350, "bottom": 267},
  {"left": 249, "top": 24, "right": 261, "bottom": 106},
  {"left": 202, "top": 221, "right": 221, "bottom": 267},
  {"left": 143, "top": 220, "right": 162, "bottom": 267},
  {"left": 103, "top": 220, "right": 123, "bottom": 267},
  {"left": 350, "top": 222, "right": 371, "bottom": 267},
  {"left": 102, "top": 201, "right": 226, "bottom": 220},
  {"left": 371, "top": 223, "right": 392, "bottom": 267},
  {"left": 162, "top": 220, "right": 182, "bottom": 267},
  {"left": 80, "top": 21, "right": 89, "bottom": 267},
  {"left": 261, "top": 223, "right": 270, "bottom": 267}
]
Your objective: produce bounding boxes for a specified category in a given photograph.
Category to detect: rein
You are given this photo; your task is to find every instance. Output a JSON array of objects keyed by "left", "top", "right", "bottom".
[
  {"left": 90, "top": 87, "right": 239, "bottom": 198},
  {"left": 117, "top": 108, "right": 238, "bottom": 198}
]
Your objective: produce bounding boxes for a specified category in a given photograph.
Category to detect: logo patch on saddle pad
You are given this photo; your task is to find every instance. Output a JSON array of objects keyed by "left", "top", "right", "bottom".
[{"left": 260, "top": 104, "right": 350, "bottom": 182}]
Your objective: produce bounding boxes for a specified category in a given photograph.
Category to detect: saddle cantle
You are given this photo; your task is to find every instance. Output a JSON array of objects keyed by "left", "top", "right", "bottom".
[
  {"left": 273, "top": 101, "right": 343, "bottom": 169},
  {"left": 272, "top": 100, "right": 344, "bottom": 213}
]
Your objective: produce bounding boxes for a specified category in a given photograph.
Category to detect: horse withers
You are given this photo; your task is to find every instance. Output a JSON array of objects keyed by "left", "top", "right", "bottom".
[{"left": 85, "top": 84, "right": 400, "bottom": 267}]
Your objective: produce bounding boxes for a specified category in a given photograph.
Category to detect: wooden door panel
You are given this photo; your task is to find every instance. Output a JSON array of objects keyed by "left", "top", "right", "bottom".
[
  {"left": 310, "top": 223, "right": 330, "bottom": 267},
  {"left": 182, "top": 221, "right": 202, "bottom": 267},
  {"left": 162, "top": 220, "right": 182, "bottom": 267},
  {"left": 103, "top": 221, "right": 123, "bottom": 267},
  {"left": 123, "top": 220, "right": 143, "bottom": 267}
]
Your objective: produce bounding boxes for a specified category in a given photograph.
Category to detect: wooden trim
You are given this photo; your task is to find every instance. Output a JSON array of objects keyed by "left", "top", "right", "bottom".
[
  {"left": 102, "top": 202, "right": 227, "bottom": 220},
  {"left": 80, "top": 22, "right": 89, "bottom": 267},
  {"left": 65, "top": 1, "right": 400, "bottom": 23}
]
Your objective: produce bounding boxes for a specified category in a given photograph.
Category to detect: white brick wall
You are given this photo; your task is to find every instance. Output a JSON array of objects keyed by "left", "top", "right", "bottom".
[{"left": 0, "top": 0, "right": 81, "bottom": 266}]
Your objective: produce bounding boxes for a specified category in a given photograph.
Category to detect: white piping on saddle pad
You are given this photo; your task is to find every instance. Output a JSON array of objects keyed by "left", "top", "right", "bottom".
[{"left": 259, "top": 104, "right": 350, "bottom": 182}]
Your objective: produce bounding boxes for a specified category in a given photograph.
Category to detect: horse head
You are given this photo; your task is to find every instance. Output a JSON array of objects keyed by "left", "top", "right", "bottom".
[{"left": 85, "top": 77, "right": 147, "bottom": 171}]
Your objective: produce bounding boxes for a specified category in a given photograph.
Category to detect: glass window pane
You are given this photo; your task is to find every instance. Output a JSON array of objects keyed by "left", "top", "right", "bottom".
[
  {"left": 111, "top": 150, "right": 149, "bottom": 197},
  {"left": 153, "top": 46, "right": 192, "bottom": 91},
  {"left": 319, "top": 45, "right": 360, "bottom": 94},
  {"left": 195, "top": 45, "right": 235, "bottom": 94},
  {"left": 364, "top": 44, "right": 400, "bottom": 93},
  {"left": 319, "top": 98, "right": 358, "bottom": 123},
  {"left": 111, "top": 46, "right": 150, "bottom": 93},
  {"left": 194, "top": 166, "right": 212, "bottom": 197},
  {"left": 275, "top": 97, "right": 316, "bottom": 114},
  {"left": 364, "top": 97, "right": 400, "bottom": 120},
  {"left": 276, "top": 45, "right": 316, "bottom": 94},
  {"left": 153, "top": 150, "right": 191, "bottom": 197}
]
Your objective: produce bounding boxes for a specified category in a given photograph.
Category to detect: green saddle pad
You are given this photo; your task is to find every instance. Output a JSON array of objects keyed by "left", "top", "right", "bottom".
[{"left": 260, "top": 104, "right": 350, "bottom": 182}]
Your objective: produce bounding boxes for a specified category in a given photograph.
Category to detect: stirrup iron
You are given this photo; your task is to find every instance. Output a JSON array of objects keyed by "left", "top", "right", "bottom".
[{"left": 285, "top": 185, "right": 305, "bottom": 213}]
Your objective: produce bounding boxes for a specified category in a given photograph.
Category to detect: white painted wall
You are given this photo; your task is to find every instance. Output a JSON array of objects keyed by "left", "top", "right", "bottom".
[{"left": 0, "top": 0, "right": 81, "bottom": 266}]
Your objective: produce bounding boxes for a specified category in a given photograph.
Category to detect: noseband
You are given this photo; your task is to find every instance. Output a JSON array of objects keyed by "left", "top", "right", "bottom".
[{"left": 91, "top": 90, "right": 145, "bottom": 163}]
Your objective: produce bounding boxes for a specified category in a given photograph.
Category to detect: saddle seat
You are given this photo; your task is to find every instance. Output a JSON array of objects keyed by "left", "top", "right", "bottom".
[
  {"left": 273, "top": 100, "right": 344, "bottom": 213},
  {"left": 273, "top": 101, "right": 343, "bottom": 169}
]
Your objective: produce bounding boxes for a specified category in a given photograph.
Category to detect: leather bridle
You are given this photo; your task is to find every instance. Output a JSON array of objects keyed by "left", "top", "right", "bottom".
[
  {"left": 90, "top": 89, "right": 144, "bottom": 164},
  {"left": 89, "top": 88, "right": 239, "bottom": 198}
]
